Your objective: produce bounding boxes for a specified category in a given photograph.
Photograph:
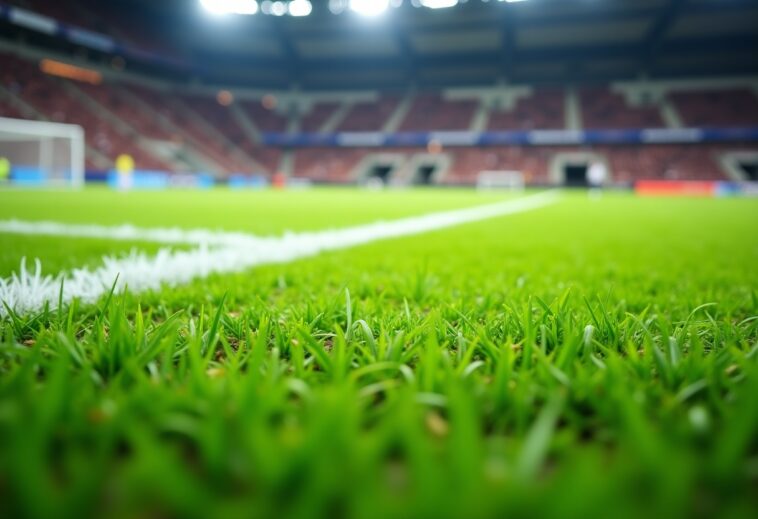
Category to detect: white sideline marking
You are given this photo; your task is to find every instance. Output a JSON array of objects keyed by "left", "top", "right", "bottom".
[
  {"left": 0, "top": 191, "right": 558, "bottom": 316},
  {"left": 0, "top": 219, "right": 261, "bottom": 247}
]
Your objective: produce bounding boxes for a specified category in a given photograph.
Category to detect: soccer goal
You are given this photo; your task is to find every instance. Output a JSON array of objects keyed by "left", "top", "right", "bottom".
[
  {"left": 476, "top": 170, "right": 526, "bottom": 191},
  {"left": 0, "top": 117, "right": 85, "bottom": 187}
]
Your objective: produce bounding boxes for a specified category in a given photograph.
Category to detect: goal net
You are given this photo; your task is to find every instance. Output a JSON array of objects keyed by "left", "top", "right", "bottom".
[
  {"left": 0, "top": 117, "right": 85, "bottom": 187},
  {"left": 476, "top": 170, "right": 526, "bottom": 191}
]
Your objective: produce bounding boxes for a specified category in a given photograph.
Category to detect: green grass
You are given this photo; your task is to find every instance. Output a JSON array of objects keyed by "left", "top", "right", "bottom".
[
  {"left": 0, "top": 188, "right": 757, "bottom": 519},
  {"left": 0, "top": 235, "right": 171, "bottom": 277},
  {"left": 0, "top": 187, "right": 514, "bottom": 231},
  {"left": 0, "top": 187, "right": 514, "bottom": 276}
]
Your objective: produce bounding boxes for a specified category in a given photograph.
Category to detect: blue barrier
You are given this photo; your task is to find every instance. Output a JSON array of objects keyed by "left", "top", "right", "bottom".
[
  {"left": 10, "top": 166, "right": 46, "bottom": 186},
  {"left": 262, "top": 127, "right": 758, "bottom": 148},
  {"left": 105, "top": 171, "right": 219, "bottom": 190},
  {"left": 167, "top": 173, "right": 215, "bottom": 189},
  {"left": 107, "top": 170, "right": 168, "bottom": 190},
  {"left": 228, "top": 174, "right": 269, "bottom": 190}
]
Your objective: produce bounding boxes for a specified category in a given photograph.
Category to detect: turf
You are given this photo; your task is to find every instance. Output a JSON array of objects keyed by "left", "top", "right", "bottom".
[
  {"left": 0, "top": 235, "right": 172, "bottom": 277},
  {"left": 0, "top": 188, "right": 757, "bottom": 519},
  {"left": 0, "top": 187, "right": 514, "bottom": 276},
  {"left": 0, "top": 187, "right": 514, "bottom": 231}
]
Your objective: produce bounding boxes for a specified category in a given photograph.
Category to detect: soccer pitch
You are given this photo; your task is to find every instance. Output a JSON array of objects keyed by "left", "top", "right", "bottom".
[{"left": 1, "top": 188, "right": 757, "bottom": 518}]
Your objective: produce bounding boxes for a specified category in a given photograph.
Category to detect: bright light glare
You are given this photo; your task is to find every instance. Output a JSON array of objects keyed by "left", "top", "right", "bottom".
[
  {"left": 288, "top": 0, "right": 312, "bottom": 17},
  {"left": 270, "top": 1, "right": 287, "bottom": 15},
  {"left": 200, "top": 0, "right": 259, "bottom": 15},
  {"left": 420, "top": 0, "right": 458, "bottom": 8},
  {"left": 349, "top": 0, "right": 390, "bottom": 17}
]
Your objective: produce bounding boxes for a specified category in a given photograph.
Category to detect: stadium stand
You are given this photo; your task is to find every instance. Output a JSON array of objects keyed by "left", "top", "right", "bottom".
[
  {"left": 123, "top": 86, "right": 253, "bottom": 174},
  {"left": 487, "top": 89, "right": 565, "bottom": 130},
  {"left": 171, "top": 97, "right": 262, "bottom": 173},
  {"left": 0, "top": 98, "right": 24, "bottom": 120},
  {"left": 2, "top": 48, "right": 758, "bottom": 182},
  {"left": 76, "top": 83, "right": 175, "bottom": 142},
  {"left": 0, "top": 53, "right": 170, "bottom": 171},
  {"left": 448, "top": 147, "right": 550, "bottom": 184},
  {"left": 241, "top": 101, "right": 289, "bottom": 133},
  {"left": 336, "top": 97, "right": 400, "bottom": 132},
  {"left": 292, "top": 148, "right": 368, "bottom": 183},
  {"left": 668, "top": 88, "right": 758, "bottom": 127},
  {"left": 398, "top": 94, "right": 478, "bottom": 131},
  {"left": 291, "top": 141, "right": 758, "bottom": 186},
  {"left": 300, "top": 102, "right": 340, "bottom": 133},
  {"left": 448, "top": 144, "right": 756, "bottom": 184},
  {"left": 173, "top": 94, "right": 281, "bottom": 174},
  {"left": 605, "top": 145, "right": 726, "bottom": 183},
  {"left": 578, "top": 87, "right": 664, "bottom": 129}
]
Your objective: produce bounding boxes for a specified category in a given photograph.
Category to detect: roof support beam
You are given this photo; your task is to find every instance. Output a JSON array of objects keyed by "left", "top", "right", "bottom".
[{"left": 644, "top": 0, "right": 687, "bottom": 71}]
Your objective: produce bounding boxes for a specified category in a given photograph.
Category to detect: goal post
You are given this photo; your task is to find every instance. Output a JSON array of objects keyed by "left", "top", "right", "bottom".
[
  {"left": 0, "top": 117, "right": 85, "bottom": 188},
  {"left": 476, "top": 170, "right": 526, "bottom": 191}
]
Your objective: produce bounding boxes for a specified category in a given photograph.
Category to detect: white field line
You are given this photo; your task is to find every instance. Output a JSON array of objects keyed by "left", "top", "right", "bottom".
[
  {"left": 0, "top": 219, "right": 261, "bottom": 247},
  {"left": 0, "top": 191, "right": 558, "bottom": 316}
]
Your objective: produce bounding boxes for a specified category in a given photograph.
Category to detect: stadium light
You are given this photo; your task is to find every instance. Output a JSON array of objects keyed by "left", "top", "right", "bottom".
[
  {"left": 288, "top": 0, "right": 312, "bottom": 17},
  {"left": 350, "top": 0, "right": 389, "bottom": 17},
  {"left": 200, "top": 0, "right": 259, "bottom": 15},
  {"left": 420, "top": 0, "right": 459, "bottom": 8},
  {"left": 270, "top": 1, "right": 287, "bottom": 15}
]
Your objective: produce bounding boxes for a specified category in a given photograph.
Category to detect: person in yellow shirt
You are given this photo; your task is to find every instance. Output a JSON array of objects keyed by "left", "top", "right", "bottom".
[{"left": 115, "top": 154, "right": 134, "bottom": 191}]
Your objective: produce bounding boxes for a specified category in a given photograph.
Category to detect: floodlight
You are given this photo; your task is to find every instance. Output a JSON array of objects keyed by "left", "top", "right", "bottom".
[
  {"left": 200, "top": 0, "right": 259, "bottom": 15},
  {"left": 420, "top": 0, "right": 458, "bottom": 8},
  {"left": 288, "top": 0, "right": 312, "bottom": 17},
  {"left": 349, "top": 0, "right": 390, "bottom": 17},
  {"left": 328, "top": 0, "right": 348, "bottom": 15},
  {"left": 270, "top": 1, "right": 287, "bottom": 15}
]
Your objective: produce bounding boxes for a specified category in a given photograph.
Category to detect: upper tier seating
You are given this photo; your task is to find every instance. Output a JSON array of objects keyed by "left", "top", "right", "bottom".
[
  {"left": 300, "top": 102, "right": 339, "bottom": 133},
  {"left": 337, "top": 97, "right": 399, "bottom": 132},
  {"left": 669, "top": 88, "right": 758, "bottom": 127},
  {"left": 487, "top": 89, "right": 565, "bottom": 130},
  {"left": 398, "top": 94, "right": 477, "bottom": 131},
  {"left": 241, "top": 101, "right": 289, "bottom": 133},
  {"left": 579, "top": 87, "right": 664, "bottom": 129}
]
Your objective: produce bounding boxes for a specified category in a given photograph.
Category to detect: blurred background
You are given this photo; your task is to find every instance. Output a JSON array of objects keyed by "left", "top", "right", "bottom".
[{"left": 0, "top": 0, "right": 757, "bottom": 194}]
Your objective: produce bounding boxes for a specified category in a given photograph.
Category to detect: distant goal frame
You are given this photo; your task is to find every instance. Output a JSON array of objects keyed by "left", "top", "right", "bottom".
[
  {"left": 0, "top": 116, "right": 85, "bottom": 188},
  {"left": 476, "top": 170, "right": 526, "bottom": 191}
]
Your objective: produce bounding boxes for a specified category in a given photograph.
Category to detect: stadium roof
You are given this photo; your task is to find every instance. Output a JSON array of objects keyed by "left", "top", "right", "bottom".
[{"left": 4, "top": 0, "right": 758, "bottom": 88}]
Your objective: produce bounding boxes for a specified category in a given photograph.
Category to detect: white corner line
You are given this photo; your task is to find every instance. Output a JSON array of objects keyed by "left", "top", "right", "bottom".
[{"left": 0, "top": 191, "right": 559, "bottom": 317}]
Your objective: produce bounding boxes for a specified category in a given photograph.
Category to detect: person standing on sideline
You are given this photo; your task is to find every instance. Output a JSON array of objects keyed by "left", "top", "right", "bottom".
[{"left": 587, "top": 159, "right": 607, "bottom": 198}]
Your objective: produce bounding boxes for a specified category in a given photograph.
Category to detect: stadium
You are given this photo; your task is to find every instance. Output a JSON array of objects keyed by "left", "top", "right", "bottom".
[{"left": 0, "top": 0, "right": 757, "bottom": 517}]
